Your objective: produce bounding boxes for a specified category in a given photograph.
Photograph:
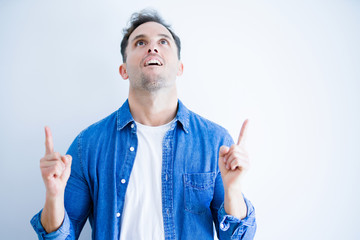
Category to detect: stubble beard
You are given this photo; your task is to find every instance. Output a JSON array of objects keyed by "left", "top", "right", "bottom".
[{"left": 139, "top": 73, "right": 167, "bottom": 92}]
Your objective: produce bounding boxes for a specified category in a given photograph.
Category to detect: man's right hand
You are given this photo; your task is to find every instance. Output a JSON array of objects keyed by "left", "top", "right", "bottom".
[
  {"left": 40, "top": 126, "right": 72, "bottom": 198},
  {"left": 40, "top": 126, "right": 72, "bottom": 233}
]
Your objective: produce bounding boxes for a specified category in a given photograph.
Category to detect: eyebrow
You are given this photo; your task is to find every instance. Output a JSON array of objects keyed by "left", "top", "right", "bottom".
[
  {"left": 158, "top": 34, "right": 172, "bottom": 40},
  {"left": 131, "top": 33, "right": 172, "bottom": 43}
]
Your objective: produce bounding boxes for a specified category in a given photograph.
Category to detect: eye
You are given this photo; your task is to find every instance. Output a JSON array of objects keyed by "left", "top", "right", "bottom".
[
  {"left": 135, "top": 40, "right": 146, "bottom": 46},
  {"left": 160, "top": 39, "right": 168, "bottom": 45}
]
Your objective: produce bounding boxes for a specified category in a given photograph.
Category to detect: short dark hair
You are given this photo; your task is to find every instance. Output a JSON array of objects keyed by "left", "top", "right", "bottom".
[{"left": 120, "top": 9, "right": 181, "bottom": 62}]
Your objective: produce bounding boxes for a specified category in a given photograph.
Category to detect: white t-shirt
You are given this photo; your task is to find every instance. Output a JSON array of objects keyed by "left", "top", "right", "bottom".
[{"left": 120, "top": 120, "right": 173, "bottom": 240}]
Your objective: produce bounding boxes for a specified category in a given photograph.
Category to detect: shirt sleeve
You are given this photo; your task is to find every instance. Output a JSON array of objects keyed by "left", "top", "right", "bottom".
[
  {"left": 30, "top": 209, "right": 74, "bottom": 240},
  {"left": 30, "top": 133, "right": 91, "bottom": 240},
  {"left": 217, "top": 196, "right": 257, "bottom": 239},
  {"left": 211, "top": 131, "right": 257, "bottom": 240}
]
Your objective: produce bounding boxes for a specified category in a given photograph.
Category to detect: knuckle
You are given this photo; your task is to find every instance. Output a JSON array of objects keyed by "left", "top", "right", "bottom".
[
  {"left": 44, "top": 154, "right": 54, "bottom": 161},
  {"left": 40, "top": 161, "right": 46, "bottom": 168},
  {"left": 49, "top": 163, "right": 59, "bottom": 173},
  {"left": 55, "top": 161, "right": 65, "bottom": 169},
  {"left": 233, "top": 159, "right": 240, "bottom": 166},
  {"left": 54, "top": 161, "right": 60, "bottom": 168},
  {"left": 41, "top": 169, "right": 51, "bottom": 179},
  {"left": 54, "top": 152, "right": 61, "bottom": 159}
]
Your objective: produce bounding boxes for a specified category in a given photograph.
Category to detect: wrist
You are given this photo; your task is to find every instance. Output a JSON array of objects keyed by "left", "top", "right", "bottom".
[
  {"left": 224, "top": 184, "right": 242, "bottom": 196},
  {"left": 41, "top": 194, "right": 65, "bottom": 233},
  {"left": 45, "top": 191, "right": 65, "bottom": 203},
  {"left": 224, "top": 190, "right": 247, "bottom": 220}
]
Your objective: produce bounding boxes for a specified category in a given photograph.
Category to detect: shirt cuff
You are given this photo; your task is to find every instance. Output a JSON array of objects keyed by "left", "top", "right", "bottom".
[
  {"left": 30, "top": 209, "right": 71, "bottom": 240},
  {"left": 218, "top": 195, "right": 256, "bottom": 237}
]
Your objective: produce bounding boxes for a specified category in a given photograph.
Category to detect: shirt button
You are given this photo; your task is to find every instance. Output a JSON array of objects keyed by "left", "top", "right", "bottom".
[
  {"left": 220, "top": 223, "right": 225, "bottom": 229},
  {"left": 131, "top": 124, "right": 134, "bottom": 128},
  {"left": 165, "top": 174, "right": 168, "bottom": 181},
  {"left": 121, "top": 179, "right": 126, "bottom": 184},
  {"left": 116, "top": 213, "right": 121, "bottom": 217},
  {"left": 130, "top": 147, "right": 134, "bottom": 151}
]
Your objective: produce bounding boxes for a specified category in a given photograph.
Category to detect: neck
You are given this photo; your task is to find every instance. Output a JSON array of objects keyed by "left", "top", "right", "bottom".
[{"left": 128, "top": 87, "right": 178, "bottom": 126}]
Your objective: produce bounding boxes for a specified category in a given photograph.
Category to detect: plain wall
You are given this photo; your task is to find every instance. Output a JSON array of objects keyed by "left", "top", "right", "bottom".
[{"left": 0, "top": 0, "right": 359, "bottom": 239}]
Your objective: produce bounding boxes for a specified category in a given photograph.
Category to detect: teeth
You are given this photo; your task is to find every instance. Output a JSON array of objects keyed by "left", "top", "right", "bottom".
[{"left": 145, "top": 59, "right": 161, "bottom": 66}]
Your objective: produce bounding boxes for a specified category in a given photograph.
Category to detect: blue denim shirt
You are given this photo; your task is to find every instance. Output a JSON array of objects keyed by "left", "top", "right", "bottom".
[{"left": 31, "top": 100, "right": 256, "bottom": 240}]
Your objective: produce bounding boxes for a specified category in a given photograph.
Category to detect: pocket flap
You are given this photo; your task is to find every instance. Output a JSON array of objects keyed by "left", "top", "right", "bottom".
[{"left": 183, "top": 172, "right": 216, "bottom": 190}]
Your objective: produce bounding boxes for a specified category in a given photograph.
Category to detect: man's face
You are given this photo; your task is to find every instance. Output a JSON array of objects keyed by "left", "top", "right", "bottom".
[{"left": 120, "top": 21, "right": 183, "bottom": 92}]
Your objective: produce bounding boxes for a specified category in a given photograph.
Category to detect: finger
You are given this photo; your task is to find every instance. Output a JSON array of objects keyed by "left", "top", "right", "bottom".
[
  {"left": 219, "top": 146, "right": 230, "bottom": 163},
  {"left": 53, "top": 164, "right": 65, "bottom": 178},
  {"left": 227, "top": 144, "right": 248, "bottom": 155},
  {"left": 237, "top": 119, "right": 249, "bottom": 146},
  {"left": 40, "top": 159, "right": 65, "bottom": 169},
  {"left": 42, "top": 161, "right": 65, "bottom": 179},
  {"left": 225, "top": 147, "right": 249, "bottom": 161},
  {"left": 44, "top": 126, "right": 54, "bottom": 155},
  {"left": 225, "top": 152, "right": 241, "bottom": 169},
  {"left": 219, "top": 146, "right": 230, "bottom": 158},
  {"left": 229, "top": 157, "right": 250, "bottom": 171},
  {"left": 224, "top": 151, "right": 249, "bottom": 168},
  {"left": 43, "top": 152, "right": 62, "bottom": 162}
]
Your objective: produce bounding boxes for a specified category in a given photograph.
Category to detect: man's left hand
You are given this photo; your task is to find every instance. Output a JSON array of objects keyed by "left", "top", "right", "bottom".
[{"left": 219, "top": 119, "right": 250, "bottom": 219}]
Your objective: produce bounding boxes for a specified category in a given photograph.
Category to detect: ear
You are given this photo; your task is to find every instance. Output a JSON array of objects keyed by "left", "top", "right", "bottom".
[
  {"left": 177, "top": 61, "right": 184, "bottom": 76},
  {"left": 119, "top": 64, "right": 129, "bottom": 80}
]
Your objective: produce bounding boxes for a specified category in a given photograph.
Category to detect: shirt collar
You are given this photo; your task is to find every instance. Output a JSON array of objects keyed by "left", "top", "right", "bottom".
[
  {"left": 116, "top": 99, "right": 190, "bottom": 134},
  {"left": 116, "top": 99, "right": 134, "bottom": 131},
  {"left": 175, "top": 99, "right": 190, "bottom": 134}
]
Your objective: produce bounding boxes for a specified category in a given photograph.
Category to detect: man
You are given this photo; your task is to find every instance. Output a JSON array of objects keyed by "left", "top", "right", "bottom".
[{"left": 31, "top": 9, "right": 256, "bottom": 239}]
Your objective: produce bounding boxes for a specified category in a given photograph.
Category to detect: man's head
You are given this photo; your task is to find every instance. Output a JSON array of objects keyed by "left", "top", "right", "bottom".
[
  {"left": 120, "top": 9, "right": 181, "bottom": 63},
  {"left": 119, "top": 10, "right": 183, "bottom": 93}
]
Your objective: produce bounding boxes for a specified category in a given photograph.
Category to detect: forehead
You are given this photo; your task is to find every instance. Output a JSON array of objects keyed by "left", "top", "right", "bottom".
[{"left": 129, "top": 21, "right": 174, "bottom": 41}]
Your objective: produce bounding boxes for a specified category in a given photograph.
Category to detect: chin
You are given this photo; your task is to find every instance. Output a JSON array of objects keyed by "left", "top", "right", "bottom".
[
  {"left": 140, "top": 75, "right": 164, "bottom": 89},
  {"left": 143, "top": 82, "right": 166, "bottom": 92}
]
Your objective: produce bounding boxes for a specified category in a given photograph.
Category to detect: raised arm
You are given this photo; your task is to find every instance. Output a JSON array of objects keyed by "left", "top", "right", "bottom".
[
  {"left": 216, "top": 119, "right": 256, "bottom": 239},
  {"left": 40, "top": 126, "right": 72, "bottom": 233},
  {"left": 219, "top": 119, "right": 249, "bottom": 219}
]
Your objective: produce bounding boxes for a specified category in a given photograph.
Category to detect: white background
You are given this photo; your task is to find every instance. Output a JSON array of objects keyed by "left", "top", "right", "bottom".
[{"left": 1, "top": 0, "right": 359, "bottom": 239}]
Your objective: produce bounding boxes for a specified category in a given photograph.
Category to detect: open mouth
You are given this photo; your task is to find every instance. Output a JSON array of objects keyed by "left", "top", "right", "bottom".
[{"left": 144, "top": 58, "right": 163, "bottom": 67}]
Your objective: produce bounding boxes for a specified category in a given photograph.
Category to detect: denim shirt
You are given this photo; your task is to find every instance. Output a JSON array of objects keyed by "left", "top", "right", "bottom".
[{"left": 31, "top": 100, "right": 256, "bottom": 240}]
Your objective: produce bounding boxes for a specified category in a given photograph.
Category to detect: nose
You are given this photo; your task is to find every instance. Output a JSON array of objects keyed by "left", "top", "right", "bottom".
[{"left": 148, "top": 47, "right": 158, "bottom": 54}]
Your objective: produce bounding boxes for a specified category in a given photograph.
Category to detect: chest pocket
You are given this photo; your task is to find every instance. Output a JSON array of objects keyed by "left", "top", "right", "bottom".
[{"left": 183, "top": 172, "right": 216, "bottom": 215}]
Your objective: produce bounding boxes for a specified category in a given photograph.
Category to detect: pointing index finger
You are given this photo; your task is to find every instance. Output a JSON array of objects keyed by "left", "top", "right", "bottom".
[
  {"left": 44, "top": 126, "right": 54, "bottom": 155},
  {"left": 237, "top": 119, "right": 249, "bottom": 146}
]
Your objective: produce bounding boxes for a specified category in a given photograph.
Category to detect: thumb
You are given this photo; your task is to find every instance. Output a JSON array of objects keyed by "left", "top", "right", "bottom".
[
  {"left": 60, "top": 155, "right": 72, "bottom": 180},
  {"left": 63, "top": 155, "right": 72, "bottom": 168}
]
